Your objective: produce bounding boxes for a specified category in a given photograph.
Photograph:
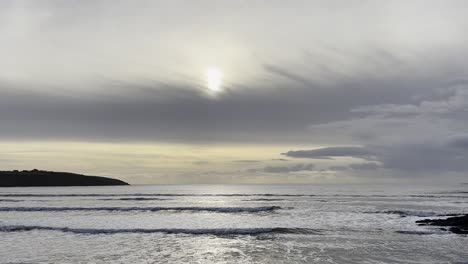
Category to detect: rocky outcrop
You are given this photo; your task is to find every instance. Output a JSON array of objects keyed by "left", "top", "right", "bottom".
[{"left": 416, "top": 214, "right": 468, "bottom": 234}]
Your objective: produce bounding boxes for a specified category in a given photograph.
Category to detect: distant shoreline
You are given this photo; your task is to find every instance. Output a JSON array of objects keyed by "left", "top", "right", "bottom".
[{"left": 0, "top": 170, "right": 129, "bottom": 187}]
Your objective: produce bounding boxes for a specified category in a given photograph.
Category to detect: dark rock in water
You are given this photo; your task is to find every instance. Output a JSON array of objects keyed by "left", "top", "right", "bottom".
[
  {"left": 0, "top": 169, "right": 129, "bottom": 187},
  {"left": 416, "top": 214, "right": 468, "bottom": 234}
]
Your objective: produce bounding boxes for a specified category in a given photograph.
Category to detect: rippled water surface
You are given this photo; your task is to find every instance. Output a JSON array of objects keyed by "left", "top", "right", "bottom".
[{"left": 0, "top": 184, "right": 467, "bottom": 263}]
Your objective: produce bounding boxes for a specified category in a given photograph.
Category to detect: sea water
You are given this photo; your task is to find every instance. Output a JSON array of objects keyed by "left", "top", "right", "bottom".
[{"left": 0, "top": 184, "right": 467, "bottom": 263}]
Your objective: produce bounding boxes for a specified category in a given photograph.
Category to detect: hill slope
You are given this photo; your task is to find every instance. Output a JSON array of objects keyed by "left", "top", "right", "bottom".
[{"left": 0, "top": 170, "right": 129, "bottom": 187}]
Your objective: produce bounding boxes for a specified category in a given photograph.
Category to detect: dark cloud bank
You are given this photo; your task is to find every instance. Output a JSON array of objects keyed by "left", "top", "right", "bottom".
[{"left": 282, "top": 135, "right": 468, "bottom": 175}]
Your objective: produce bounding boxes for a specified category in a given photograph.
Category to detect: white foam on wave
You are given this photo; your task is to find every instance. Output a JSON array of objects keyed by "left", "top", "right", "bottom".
[
  {"left": 0, "top": 193, "right": 314, "bottom": 197},
  {"left": 0, "top": 206, "right": 282, "bottom": 213},
  {"left": 376, "top": 210, "right": 439, "bottom": 217},
  {"left": 0, "top": 225, "right": 319, "bottom": 236}
]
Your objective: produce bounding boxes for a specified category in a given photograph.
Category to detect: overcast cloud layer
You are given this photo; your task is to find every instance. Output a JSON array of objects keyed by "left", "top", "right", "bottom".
[{"left": 1, "top": 1, "right": 468, "bottom": 183}]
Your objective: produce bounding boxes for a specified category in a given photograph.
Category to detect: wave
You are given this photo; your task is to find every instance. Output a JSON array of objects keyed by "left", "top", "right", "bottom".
[
  {"left": 433, "top": 191, "right": 468, "bottom": 194},
  {"left": 0, "top": 206, "right": 282, "bottom": 213},
  {"left": 242, "top": 198, "right": 285, "bottom": 202},
  {"left": 2, "top": 194, "right": 466, "bottom": 201},
  {"left": 2, "top": 198, "right": 168, "bottom": 202},
  {"left": 373, "top": 210, "right": 439, "bottom": 217},
  {"left": 0, "top": 225, "right": 319, "bottom": 236},
  {"left": 395, "top": 230, "right": 441, "bottom": 235},
  {"left": 408, "top": 195, "right": 468, "bottom": 199},
  {"left": 97, "top": 198, "right": 168, "bottom": 201},
  {"left": 0, "top": 193, "right": 315, "bottom": 197}
]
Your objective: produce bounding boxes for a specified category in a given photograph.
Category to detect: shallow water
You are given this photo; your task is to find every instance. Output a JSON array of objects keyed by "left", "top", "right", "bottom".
[{"left": 0, "top": 184, "right": 467, "bottom": 263}]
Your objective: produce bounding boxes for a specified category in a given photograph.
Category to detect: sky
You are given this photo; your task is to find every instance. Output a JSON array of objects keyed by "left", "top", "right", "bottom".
[{"left": 1, "top": 0, "right": 468, "bottom": 184}]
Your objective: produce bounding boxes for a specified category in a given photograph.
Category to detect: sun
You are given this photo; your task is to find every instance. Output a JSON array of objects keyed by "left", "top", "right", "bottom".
[{"left": 205, "top": 68, "right": 223, "bottom": 92}]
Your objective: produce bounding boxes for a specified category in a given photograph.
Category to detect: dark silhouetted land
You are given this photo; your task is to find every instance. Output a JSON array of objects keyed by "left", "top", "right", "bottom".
[{"left": 0, "top": 169, "right": 129, "bottom": 187}]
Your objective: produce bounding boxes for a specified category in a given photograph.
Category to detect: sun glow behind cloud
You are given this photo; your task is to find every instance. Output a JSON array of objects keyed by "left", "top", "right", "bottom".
[{"left": 205, "top": 68, "right": 223, "bottom": 92}]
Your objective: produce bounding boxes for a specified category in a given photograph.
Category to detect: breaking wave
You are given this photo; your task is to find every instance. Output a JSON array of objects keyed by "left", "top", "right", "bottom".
[
  {"left": 0, "top": 206, "right": 282, "bottom": 213},
  {"left": 97, "top": 198, "right": 168, "bottom": 201},
  {"left": 373, "top": 210, "right": 439, "bottom": 217},
  {"left": 395, "top": 230, "right": 442, "bottom": 235},
  {"left": 0, "top": 225, "right": 319, "bottom": 236},
  {"left": 242, "top": 198, "right": 286, "bottom": 202},
  {"left": 0, "top": 199, "right": 21, "bottom": 202},
  {"left": 0, "top": 193, "right": 314, "bottom": 197}
]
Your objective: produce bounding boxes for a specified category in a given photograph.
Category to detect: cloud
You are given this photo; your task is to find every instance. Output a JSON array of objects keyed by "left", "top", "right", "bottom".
[
  {"left": 376, "top": 139, "right": 468, "bottom": 172},
  {"left": 447, "top": 135, "right": 468, "bottom": 150},
  {"left": 2, "top": 1, "right": 468, "bottom": 183},
  {"left": 263, "top": 64, "right": 314, "bottom": 87},
  {"left": 1, "top": 1, "right": 468, "bottom": 146},
  {"left": 3, "top": 0, "right": 467, "bottom": 90},
  {"left": 348, "top": 162, "right": 380, "bottom": 170},
  {"left": 1, "top": 1, "right": 468, "bottom": 145},
  {"left": 301, "top": 79, "right": 468, "bottom": 178},
  {"left": 327, "top": 165, "right": 348, "bottom": 171},
  {"left": 232, "top": 160, "right": 262, "bottom": 163},
  {"left": 282, "top": 147, "right": 374, "bottom": 160},
  {"left": 280, "top": 125, "right": 468, "bottom": 175},
  {"left": 352, "top": 84, "right": 468, "bottom": 116},
  {"left": 193, "top": 161, "right": 210, "bottom": 165},
  {"left": 0, "top": 74, "right": 430, "bottom": 143},
  {"left": 249, "top": 163, "right": 315, "bottom": 174},
  {"left": 296, "top": 137, "right": 468, "bottom": 174}
]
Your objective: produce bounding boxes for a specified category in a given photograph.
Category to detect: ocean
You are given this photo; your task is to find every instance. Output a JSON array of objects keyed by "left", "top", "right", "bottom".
[{"left": 0, "top": 184, "right": 467, "bottom": 263}]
